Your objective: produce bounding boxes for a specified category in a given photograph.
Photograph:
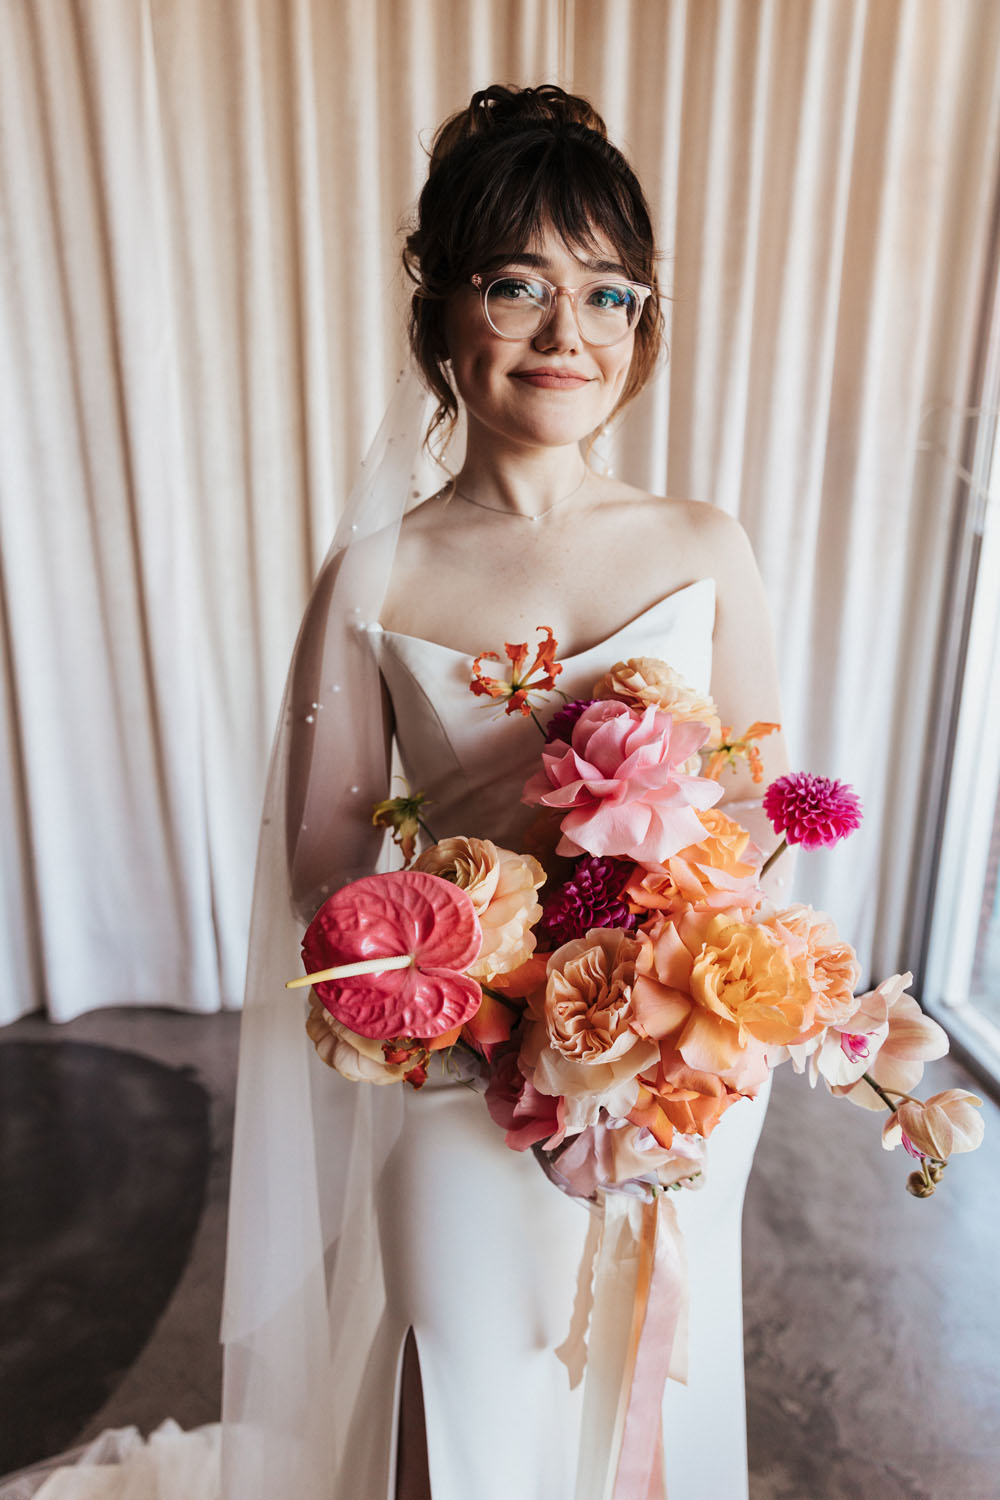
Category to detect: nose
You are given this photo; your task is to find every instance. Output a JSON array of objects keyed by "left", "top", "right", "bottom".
[{"left": 533, "top": 288, "right": 581, "bottom": 353}]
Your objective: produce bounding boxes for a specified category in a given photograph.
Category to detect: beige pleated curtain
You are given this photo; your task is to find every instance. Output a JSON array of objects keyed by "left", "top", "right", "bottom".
[{"left": 1, "top": 0, "right": 998, "bottom": 1023}]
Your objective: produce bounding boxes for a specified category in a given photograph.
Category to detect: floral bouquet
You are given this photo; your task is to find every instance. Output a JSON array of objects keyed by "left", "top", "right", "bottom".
[
  {"left": 290, "top": 626, "right": 984, "bottom": 1500},
  {"left": 292, "top": 627, "right": 984, "bottom": 1201}
]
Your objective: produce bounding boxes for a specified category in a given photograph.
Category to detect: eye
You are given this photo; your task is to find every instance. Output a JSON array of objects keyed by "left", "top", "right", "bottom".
[
  {"left": 490, "top": 276, "right": 546, "bottom": 303},
  {"left": 586, "top": 283, "right": 633, "bottom": 312}
]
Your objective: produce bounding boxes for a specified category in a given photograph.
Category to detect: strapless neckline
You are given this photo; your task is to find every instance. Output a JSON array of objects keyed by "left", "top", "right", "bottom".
[{"left": 375, "top": 578, "right": 715, "bottom": 666}]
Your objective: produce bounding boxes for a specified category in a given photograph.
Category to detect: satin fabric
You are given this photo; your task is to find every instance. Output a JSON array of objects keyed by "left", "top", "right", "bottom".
[{"left": 366, "top": 580, "right": 769, "bottom": 1500}]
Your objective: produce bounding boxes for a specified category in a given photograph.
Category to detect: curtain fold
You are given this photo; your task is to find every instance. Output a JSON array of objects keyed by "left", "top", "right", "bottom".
[{"left": 1, "top": 0, "right": 998, "bottom": 1022}]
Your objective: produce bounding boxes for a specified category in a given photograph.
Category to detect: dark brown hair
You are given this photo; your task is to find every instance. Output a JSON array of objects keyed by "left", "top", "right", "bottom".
[{"left": 404, "top": 85, "right": 664, "bottom": 450}]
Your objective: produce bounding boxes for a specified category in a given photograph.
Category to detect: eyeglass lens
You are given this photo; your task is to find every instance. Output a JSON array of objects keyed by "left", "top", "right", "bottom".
[{"left": 484, "top": 276, "right": 641, "bottom": 345}]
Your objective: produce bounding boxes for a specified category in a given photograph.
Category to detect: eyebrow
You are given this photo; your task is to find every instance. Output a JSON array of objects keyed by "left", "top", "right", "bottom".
[{"left": 490, "top": 250, "right": 630, "bottom": 278}]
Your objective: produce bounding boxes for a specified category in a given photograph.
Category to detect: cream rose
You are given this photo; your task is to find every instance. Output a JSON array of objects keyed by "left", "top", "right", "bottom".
[
  {"left": 593, "top": 656, "right": 722, "bottom": 741},
  {"left": 414, "top": 836, "right": 545, "bottom": 982},
  {"left": 306, "top": 998, "right": 407, "bottom": 1084}
]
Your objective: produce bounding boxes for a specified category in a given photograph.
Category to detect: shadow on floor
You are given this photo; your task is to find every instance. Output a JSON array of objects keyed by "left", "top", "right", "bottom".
[{"left": 0, "top": 1039, "right": 210, "bottom": 1473}]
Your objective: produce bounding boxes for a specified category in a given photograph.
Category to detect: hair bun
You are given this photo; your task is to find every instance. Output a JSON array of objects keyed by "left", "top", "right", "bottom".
[{"left": 429, "top": 84, "right": 608, "bottom": 170}]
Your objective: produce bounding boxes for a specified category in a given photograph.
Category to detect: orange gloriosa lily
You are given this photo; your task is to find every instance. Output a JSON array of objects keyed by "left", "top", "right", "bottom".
[
  {"left": 470, "top": 626, "right": 563, "bottom": 717},
  {"left": 702, "top": 721, "right": 780, "bottom": 783}
]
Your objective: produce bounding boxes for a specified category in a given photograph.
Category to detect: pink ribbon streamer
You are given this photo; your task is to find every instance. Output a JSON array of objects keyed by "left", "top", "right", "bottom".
[
  {"left": 612, "top": 1196, "right": 687, "bottom": 1500},
  {"left": 570, "top": 1192, "right": 688, "bottom": 1500}
]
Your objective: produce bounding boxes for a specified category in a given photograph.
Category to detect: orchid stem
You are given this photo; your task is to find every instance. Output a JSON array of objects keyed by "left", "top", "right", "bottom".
[
  {"left": 530, "top": 709, "right": 547, "bottom": 737},
  {"left": 860, "top": 1073, "right": 901, "bottom": 1112},
  {"left": 760, "top": 836, "right": 788, "bottom": 878},
  {"left": 860, "top": 1077, "right": 927, "bottom": 1110},
  {"left": 418, "top": 816, "right": 438, "bottom": 843}
]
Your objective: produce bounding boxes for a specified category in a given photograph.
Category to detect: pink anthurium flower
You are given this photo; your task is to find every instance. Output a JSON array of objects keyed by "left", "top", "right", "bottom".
[{"left": 302, "top": 870, "right": 483, "bottom": 1040}]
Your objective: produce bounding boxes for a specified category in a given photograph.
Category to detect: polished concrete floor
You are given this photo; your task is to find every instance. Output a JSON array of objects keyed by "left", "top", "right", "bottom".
[{"left": 1, "top": 1005, "right": 998, "bottom": 1498}]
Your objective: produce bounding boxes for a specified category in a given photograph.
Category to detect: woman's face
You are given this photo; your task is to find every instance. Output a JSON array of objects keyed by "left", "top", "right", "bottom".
[{"left": 443, "top": 225, "right": 637, "bottom": 452}]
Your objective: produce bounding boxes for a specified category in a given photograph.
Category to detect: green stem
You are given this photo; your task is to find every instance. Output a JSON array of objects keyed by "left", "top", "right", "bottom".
[
  {"left": 481, "top": 984, "right": 525, "bottom": 1014},
  {"left": 760, "top": 836, "right": 788, "bottom": 878},
  {"left": 530, "top": 708, "right": 548, "bottom": 737},
  {"left": 417, "top": 816, "right": 438, "bottom": 843}
]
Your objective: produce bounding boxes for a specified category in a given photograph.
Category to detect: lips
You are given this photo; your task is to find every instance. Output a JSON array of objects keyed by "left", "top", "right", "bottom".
[{"left": 511, "top": 369, "right": 593, "bottom": 389}]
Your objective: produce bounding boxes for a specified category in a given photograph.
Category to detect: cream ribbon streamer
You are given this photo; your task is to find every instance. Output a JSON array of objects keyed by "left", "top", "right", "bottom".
[{"left": 573, "top": 1192, "right": 688, "bottom": 1500}]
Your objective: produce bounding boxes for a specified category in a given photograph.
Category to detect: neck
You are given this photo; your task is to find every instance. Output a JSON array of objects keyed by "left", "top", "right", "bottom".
[{"left": 454, "top": 423, "right": 589, "bottom": 519}]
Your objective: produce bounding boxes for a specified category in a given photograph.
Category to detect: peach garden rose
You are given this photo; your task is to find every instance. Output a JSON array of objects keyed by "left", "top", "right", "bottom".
[
  {"left": 632, "top": 910, "right": 817, "bottom": 1055},
  {"left": 769, "top": 904, "right": 861, "bottom": 1026},
  {"left": 414, "top": 836, "right": 545, "bottom": 983},
  {"left": 522, "top": 928, "right": 659, "bottom": 1134}
]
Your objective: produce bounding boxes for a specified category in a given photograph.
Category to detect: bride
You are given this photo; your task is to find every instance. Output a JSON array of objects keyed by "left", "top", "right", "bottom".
[
  {"left": 6, "top": 83, "right": 787, "bottom": 1500},
  {"left": 229, "top": 84, "right": 788, "bottom": 1500}
]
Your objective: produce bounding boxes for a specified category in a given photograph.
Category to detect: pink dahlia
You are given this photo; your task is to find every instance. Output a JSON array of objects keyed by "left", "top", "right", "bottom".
[
  {"left": 522, "top": 700, "right": 722, "bottom": 865},
  {"left": 763, "top": 773, "right": 862, "bottom": 850}
]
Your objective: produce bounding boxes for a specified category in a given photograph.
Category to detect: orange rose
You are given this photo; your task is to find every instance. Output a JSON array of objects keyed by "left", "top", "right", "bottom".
[
  {"left": 626, "top": 806, "right": 763, "bottom": 920},
  {"left": 630, "top": 1061, "right": 745, "bottom": 1143},
  {"left": 687, "top": 912, "right": 816, "bottom": 1046},
  {"left": 631, "top": 915, "right": 771, "bottom": 1093}
]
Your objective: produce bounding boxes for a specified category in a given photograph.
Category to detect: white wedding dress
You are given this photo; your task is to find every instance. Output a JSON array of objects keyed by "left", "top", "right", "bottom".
[
  {"left": 366, "top": 578, "right": 769, "bottom": 1500},
  {"left": 6, "top": 578, "right": 767, "bottom": 1500}
]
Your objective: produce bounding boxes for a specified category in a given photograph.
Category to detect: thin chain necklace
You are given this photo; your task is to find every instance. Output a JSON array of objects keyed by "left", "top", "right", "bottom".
[{"left": 450, "top": 466, "right": 589, "bottom": 523}]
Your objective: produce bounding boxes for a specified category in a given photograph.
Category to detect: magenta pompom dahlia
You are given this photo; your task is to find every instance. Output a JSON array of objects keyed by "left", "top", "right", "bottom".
[
  {"left": 763, "top": 772, "right": 863, "bottom": 850},
  {"left": 537, "top": 856, "right": 640, "bottom": 948}
]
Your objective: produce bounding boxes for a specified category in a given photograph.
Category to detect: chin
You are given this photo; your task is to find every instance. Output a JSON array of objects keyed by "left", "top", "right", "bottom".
[{"left": 505, "top": 398, "right": 617, "bottom": 450}]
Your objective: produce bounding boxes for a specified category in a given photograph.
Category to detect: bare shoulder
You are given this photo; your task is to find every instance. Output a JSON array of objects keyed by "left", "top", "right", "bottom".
[
  {"left": 392, "top": 489, "right": 456, "bottom": 570},
  {"left": 398, "top": 489, "right": 451, "bottom": 540},
  {"left": 648, "top": 492, "right": 748, "bottom": 549},
  {"left": 604, "top": 484, "right": 755, "bottom": 572}
]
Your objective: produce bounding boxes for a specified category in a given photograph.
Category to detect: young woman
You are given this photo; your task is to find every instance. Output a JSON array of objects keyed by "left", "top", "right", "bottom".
[{"left": 223, "top": 84, "right": 788, "bottom": 1500}]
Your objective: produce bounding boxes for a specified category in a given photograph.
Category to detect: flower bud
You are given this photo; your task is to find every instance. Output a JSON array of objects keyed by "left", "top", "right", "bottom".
[{"left": 906, "top": 1171, "right": 936, "bottom": 1198}]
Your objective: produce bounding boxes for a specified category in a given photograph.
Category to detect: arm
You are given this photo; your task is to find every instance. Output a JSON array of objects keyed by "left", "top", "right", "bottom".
[
  {"left": 699, "top": 510, "right": 795, "bottom": 897},
  {"left": 703, "top": 510, "right": 789, "bottom": 801},
  {"left": 286, "top": 547, "right": 395, "bottom": 918}
]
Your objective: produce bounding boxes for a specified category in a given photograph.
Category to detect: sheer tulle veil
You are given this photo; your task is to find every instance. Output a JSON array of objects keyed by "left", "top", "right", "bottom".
[{"left": 220, "top": 369, "right": 437, "bottom": 1498}]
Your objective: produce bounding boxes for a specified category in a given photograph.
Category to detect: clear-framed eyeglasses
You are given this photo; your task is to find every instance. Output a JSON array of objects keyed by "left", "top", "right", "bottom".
[{"left": 470, "top": 272, "right": 651, "bottom": 347}]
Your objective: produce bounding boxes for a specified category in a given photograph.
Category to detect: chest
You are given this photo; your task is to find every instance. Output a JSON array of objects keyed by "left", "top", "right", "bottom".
[{"left": 384, "top": 503, "right": 700, "bottom": 659}]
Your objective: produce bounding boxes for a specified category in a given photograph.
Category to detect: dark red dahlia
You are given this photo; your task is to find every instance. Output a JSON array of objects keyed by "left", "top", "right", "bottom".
[
  {"left": 537, "top": 856, "right": 640, "bottom": 947},
  {"left": 545, "top": 698, "right": 599, "bottom": 744}
]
